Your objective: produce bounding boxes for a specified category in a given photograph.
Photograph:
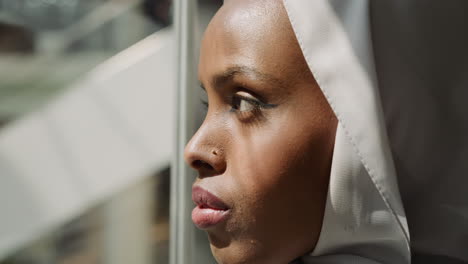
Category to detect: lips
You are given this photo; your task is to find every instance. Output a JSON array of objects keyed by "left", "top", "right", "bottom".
[{"left": 192, "top": 186, "right": 231, "bottom": 229}]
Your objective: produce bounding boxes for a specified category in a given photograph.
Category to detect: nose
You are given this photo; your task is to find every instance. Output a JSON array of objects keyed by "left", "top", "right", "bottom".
[{"left": 184, "top": 124, "right": 227, "bottom": 178}]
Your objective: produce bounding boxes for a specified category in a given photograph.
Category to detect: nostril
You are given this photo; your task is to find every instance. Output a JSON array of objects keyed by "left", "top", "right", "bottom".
[{"left": 192, "top": 159, "right": 215, "bottom": 172}]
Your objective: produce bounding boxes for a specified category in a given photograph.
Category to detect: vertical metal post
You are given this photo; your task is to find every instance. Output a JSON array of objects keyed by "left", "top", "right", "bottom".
[{"left": 170, "top": 0, "right": 199, "bottom": 264}]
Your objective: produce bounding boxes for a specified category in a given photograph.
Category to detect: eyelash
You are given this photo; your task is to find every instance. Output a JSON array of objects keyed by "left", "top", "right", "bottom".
[
  {"left": 231, "top": 95, "right": 267, "bottom": 113},
  {"left": 201, "top": 95, "right": 275, "bottom": 114},
  {"left": 201, "top": 99, "right": 209, "bottom": 109}
]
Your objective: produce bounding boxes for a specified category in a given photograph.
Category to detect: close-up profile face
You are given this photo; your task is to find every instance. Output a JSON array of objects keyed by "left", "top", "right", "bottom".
[{"left": 184, "top": 0, "right": 337, "bottom": 263}]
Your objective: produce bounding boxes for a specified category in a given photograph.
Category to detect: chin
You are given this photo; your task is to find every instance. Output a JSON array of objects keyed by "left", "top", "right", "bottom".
[
  {"left": 210, "top": 240, "right": 288, "bottom": 264},
  {"left": 211, "top": 247, "right": 260, "bottom": 264}
]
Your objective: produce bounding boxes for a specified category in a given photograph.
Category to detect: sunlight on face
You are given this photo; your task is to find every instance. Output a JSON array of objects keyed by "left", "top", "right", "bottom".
[{"left": 185, "top": 0, "right": 337, "bottom": 263}]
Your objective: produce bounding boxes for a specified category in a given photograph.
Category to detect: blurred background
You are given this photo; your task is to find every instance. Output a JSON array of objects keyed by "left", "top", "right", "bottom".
[{"left": 0, "top": 0, "right": 222, "bottom": 263}]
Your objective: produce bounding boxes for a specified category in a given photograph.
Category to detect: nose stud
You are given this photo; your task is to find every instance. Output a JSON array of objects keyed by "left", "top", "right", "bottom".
[{"left": 212, "top": 149, "right": 218, "bottom": 156}]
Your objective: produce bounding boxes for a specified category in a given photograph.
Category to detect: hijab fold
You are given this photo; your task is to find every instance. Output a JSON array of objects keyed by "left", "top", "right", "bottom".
[{"left": 283, "top": 0, "right": 410, "bottom": 262}]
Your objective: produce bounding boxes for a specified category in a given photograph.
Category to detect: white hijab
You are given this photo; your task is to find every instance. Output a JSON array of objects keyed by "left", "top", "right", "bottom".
[
  {"left": 285, "top": 0, "right": 468, "bottom": 263},
  {"left": 284, "top": 0, "right": 410, "bottom": 263}
]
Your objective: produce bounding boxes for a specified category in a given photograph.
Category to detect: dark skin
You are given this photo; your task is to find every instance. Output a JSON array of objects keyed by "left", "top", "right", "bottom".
[{"left": 184, "top": 0, "right": 338, "bottom": 263}]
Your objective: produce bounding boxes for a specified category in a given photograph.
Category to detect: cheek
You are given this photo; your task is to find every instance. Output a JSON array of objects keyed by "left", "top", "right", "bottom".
[
  {"left": 230, "top": 111, "right": 331, "bottom": 200},
  {"left": 223, "top": 108, "right": 334, "bottom": 260}
]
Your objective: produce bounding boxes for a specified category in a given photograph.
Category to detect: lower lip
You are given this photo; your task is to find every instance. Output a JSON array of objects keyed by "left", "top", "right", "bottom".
[{"left": 192, "top": 206, "right": 230, "bottom": 229}]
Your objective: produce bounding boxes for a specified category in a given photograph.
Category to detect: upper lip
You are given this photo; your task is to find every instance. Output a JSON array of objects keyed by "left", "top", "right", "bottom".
[{"left": 192, "top": 186, "right": 230, "bottom": 210}]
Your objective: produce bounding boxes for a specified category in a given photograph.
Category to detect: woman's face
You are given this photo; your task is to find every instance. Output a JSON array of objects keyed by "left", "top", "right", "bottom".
[{"left": 184, "top": 0, "right": 337, "bottom": 263}]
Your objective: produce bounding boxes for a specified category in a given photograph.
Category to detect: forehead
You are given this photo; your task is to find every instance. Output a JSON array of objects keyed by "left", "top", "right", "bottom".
[{"left": 198, "top": 0, "right": 308, "bottom": 86}]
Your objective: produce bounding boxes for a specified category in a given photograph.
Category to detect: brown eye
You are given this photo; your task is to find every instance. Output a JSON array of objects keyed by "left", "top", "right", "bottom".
[{"left": 232, "top": 96, "right": 258, "bottom": 112}]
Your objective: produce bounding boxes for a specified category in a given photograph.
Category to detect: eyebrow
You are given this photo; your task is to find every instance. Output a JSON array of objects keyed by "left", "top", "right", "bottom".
[{"left": 200, "top": 65, "right": 287, "bottom": 92}]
